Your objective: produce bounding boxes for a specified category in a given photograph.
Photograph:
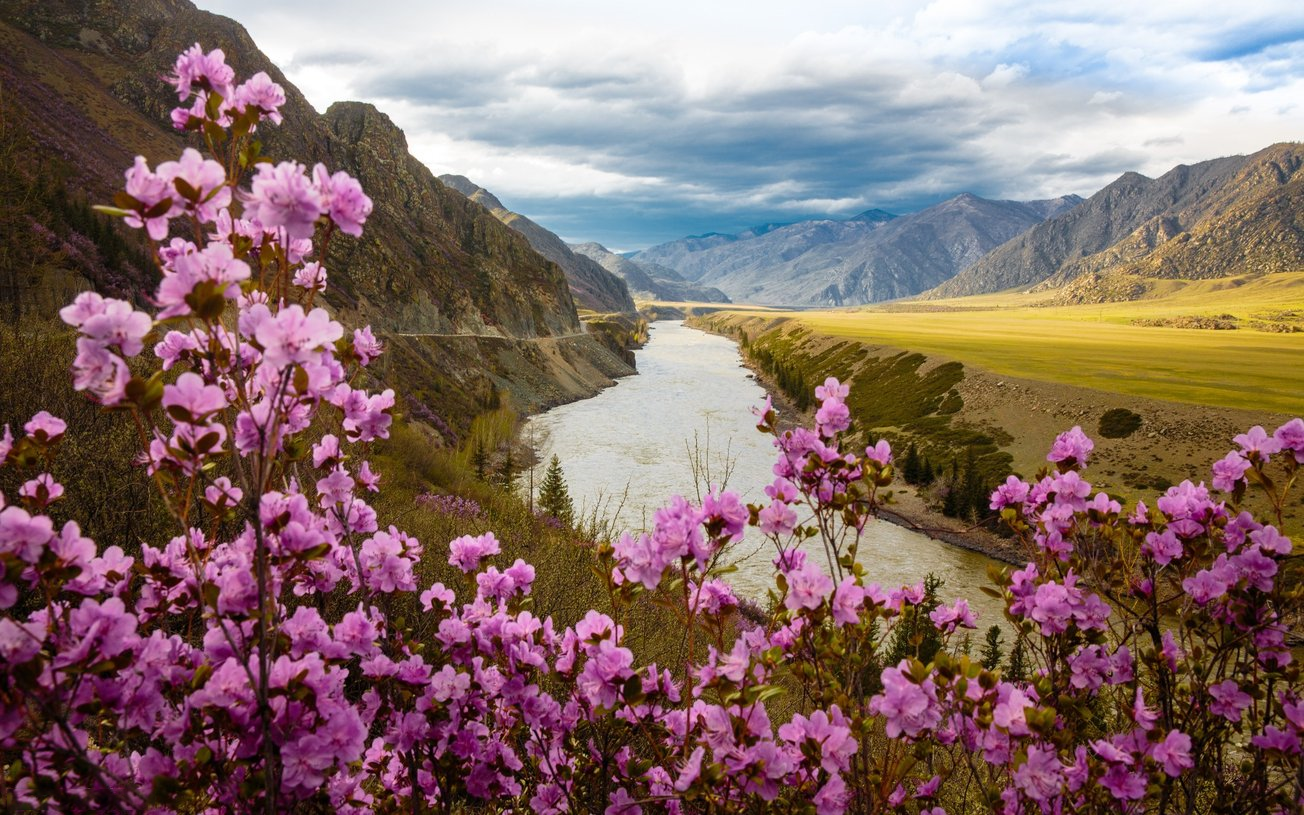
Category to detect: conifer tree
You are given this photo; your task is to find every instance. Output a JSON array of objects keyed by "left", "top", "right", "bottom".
[
  {"left": 1006, "top": 637, "right": 1029, "bottom": 682},
  {"left": 538, "top": 454, "right": 574, "bottom": 526},
  {"left": 471, "top": 440, "right": 488, "bottom": 482},
  {"left": 902, "top": 442, "right": 921, "bottom": 484},
  {"left": 497, "top": 446, "right": 516, "bottom": 491},
  {"left": 979, "top": 625, "right": 1005, "bottom": 671}
]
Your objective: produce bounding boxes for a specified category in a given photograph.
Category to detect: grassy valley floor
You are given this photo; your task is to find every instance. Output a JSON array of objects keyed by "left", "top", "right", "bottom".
[{"left": 688, "top": 271, "right": 1304, "bottom": 536}]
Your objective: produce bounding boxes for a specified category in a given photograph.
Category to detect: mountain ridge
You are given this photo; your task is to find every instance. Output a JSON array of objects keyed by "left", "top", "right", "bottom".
[
  {"left": 634, "top": 193, "right": 1083, "bottom": 306},
  {"left": 926, "top": 146, "right": 1304, "bottom": 300},
  {"left": 438, "top": 174, "right": 637, "bottom": 314}
]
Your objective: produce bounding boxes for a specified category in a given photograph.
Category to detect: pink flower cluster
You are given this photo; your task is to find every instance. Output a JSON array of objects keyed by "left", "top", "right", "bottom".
[{"left": 4, "top": 43, "right": 1301, "bottom": 815}]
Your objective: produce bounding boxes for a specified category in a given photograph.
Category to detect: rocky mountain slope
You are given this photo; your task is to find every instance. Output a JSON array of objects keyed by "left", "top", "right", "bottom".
[
  {"left": 0, "top": 0, "right": 633, "bottom": 435},
  {"left": 569, "top": 243, "right": 731, "bottom": 303},
  {"left": 636, "top": 196, "right": 1081, "bottom": 306},
  {"left": 928, "top": 144, "right": 1304, "bottom": 300},
  {"left": 438, "top": 174, "right": 636, "bottom": 314}
]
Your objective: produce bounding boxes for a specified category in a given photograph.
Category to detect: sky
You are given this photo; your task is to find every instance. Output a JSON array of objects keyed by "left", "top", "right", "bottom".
[{"left": 201, "top": 1, "right": 1304, "bottom": 250}]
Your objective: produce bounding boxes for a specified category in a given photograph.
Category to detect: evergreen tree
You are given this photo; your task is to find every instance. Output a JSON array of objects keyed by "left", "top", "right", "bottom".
[
  {"left": 885, "top": 574, "right": 944, "bottom": 665},
  {"left": 537, "top": 454, "right": 574, "bottom": 526},
  {"left": 471, "top": 440, "right": 488, "bottom": 482},
  {"left": 902, "top": 442, "right": 921, "bottom": 484},
  {"left": 979, "top": 625, "right": 1005, "bottom": 671},
  {"left": 920, "top": 456, "right": 935, "bottom": 486},
  {"left": 1006, "top": 638, "right": 1029, "bottom": 682},
  {"left": 497, "top": 446, "right": 516, "bottom": 491}
]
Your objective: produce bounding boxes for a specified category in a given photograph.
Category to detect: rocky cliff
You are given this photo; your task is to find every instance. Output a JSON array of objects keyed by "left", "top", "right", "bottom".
[
  {"left": 0, "top": 0, "right": 632, "bottom": 435},
  {"left": 438, "top": 174, "right": 636, "bottom": 314}
]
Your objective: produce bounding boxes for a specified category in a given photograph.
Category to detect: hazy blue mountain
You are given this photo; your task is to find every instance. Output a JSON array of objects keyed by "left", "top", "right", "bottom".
[
  {"left": 634, "top": 195, "right": 1079, "bottom": 306},
  {"left": 439, "top": 174, "right": 636, "bottom": 314},
  {"left": 569, "top": 243, "right": 731, "bottom": 303}
]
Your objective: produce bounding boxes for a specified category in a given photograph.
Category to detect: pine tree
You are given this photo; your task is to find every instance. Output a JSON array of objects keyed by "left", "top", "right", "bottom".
[
  {"left": 885, "top": 574, "right": 944, "bottom": 665},
  {"left": 471, "top": 440, "right": 488, "bottom": 482},
  {"left": 979, "top": 625, "right": 1004, "bottom": 671},
  {"left": 902, "top": 442, "right": 921, "bottom": 484},
  {"left": 1006, "top": 638, "right": 1028, "bottom": 682},
  {"left": 497, "top": 446, "right": 516, "bottom": 491},
  {"left": 537, "top": 454, "right": 574, "bottom": 526}
]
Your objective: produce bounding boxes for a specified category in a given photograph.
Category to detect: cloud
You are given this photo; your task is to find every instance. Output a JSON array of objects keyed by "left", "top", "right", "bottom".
[{"left": 199, "top": 0, "right": 1304, "bottom": 247}]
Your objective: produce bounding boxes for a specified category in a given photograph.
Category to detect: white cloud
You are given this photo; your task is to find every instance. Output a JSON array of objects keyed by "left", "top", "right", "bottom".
[{"left": 198, "top": 0, "right": 1304, "bottom": 246}]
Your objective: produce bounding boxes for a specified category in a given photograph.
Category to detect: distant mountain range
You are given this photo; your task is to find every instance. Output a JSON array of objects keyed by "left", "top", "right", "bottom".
[
  {"left": 634, "top": 196, "right": 1082, "bottom": 306},
  {"left": 569, "top": 244, "right": 731, "bottom": 304},
  {"left": 927, "top": 143, "right": 1304, "bottom": 301},
  {"left": 438, "top": 175, "right": 637, "bottom": 314}
]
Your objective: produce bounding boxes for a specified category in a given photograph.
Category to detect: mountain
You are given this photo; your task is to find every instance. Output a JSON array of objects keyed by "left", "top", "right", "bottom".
[
  {"left": 634, "top": 194, "right": 1080, "bottom": 306},
  {"left": 438, "top": 175, "right": 636, "bottom": 315},
  {"left": 0, "top": 0, "right": 632, "bottom": 434},
  {"left": 570, "top": 243, "right": 731, "bottom": 303},
  {"left": 927, "top": 145, "right": 1304, "bottom": 300}
]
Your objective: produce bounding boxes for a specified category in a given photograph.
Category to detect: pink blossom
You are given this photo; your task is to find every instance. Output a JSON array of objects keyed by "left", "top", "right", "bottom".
[
  {"left": 1151, "top": 730, "right": 1193, "bottom": 776},
  {"left": 830, "top": 577, "right": 865, "bottom": 625},
  {"left": 156, "top": 241, "right": 250, "bottom": 318},
  {"left": 990, "top": 475, "right": 1030, "bottom": 510},
  {"left": 170, "top": 43, "right": 235, "bottom": 100},
  {"left": 870, "top": 661, "right": 942, "bottom": 738},
  {"left": 929, "top": 598, "right": 976, "bottom": 633},
  {"left": 233, "top": 71, "right": 286, "bottom": 124},
  {"left": 293, "top": 262, "right": 328, "bottom": 291},
  {"left": 1211, "top": 450, "right": 1251, "bottom": 492},
  {"left": 1142, "top": 529, "right": 1184, "bottom": 566},
  {"left": 1208, "top": 681, "right": 1251, "bottom": 722},
  {"left": 121, "top": 156, "right": 180, "bottom": 239},
  {"left": 1273, "top": 417, "right": 1304, "bottom": 462},
  {"left": 1013, "top": 744, "right": 1064, "bottom": 803},
  {"left": 358, "top": 460, "right": 381, "bottom": 492},
  {"left": 162, "top": 372, "right": 227, "bottom": 422},
  {"left": 243, "top": 161, "right": 324, "bottom": 239},
  {"left": 1047, "top": 425, "right": 1093, "bottom": 467},
  {"left": 783, "top": 559, "right": 833, "bottom": 611},
  {"left": 758, "top": 500, "right": 797, "bottom": 535},
  {"left": 254, "top": 305, "right": 343, "bottom": 369},
  {"left": 865, "top": 438, "right": 892, "bottom": 466},
  {"left": 23, "top": 411, "right": 66, "bottom": 442},
  {"left": 156, "top": 148, "right": 230, "bottom": 223},
  {"left": 448, "top": 532, "right": 501, "bottom": 573},
  {"left": 75, "top": 298, "right": 152, "bottom": 357},
  {"left": 1251, "top": 726, "right": 1300, "bottom": 755},
  {"left": 1234, "top": 425, "right": 1282, "bottom": 458},
  {"left": 313, "top": 164, "right": 373, "bottom": 237},
  {"left": 353, "top": 326, "right": 383, "bottom": 366},
  {"left": 815, "top": 377, "right": 849, "bottom": 401},
  {"left": 19, "top": 474, "right": 64, "bottom": 507}
]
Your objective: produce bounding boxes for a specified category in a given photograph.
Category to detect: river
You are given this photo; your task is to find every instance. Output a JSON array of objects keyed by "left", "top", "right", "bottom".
[{"left": 526, "top": 320, "right": 1008, "bottom": 629}]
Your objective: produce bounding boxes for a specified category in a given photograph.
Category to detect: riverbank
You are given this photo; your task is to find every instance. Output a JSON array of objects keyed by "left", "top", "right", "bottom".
[{"left": 721, "top": 321, "right": 1026, "bottom": 566}]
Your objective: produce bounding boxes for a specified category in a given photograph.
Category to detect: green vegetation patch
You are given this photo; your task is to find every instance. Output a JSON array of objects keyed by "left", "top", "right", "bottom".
[{"left": 1098, "top": 407, "right": 1144, "bottom": 439}]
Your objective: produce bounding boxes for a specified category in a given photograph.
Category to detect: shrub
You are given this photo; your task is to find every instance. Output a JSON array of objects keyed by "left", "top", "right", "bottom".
[{"left": 1099, "top": 406, "right": 1144, "bottom": 438}]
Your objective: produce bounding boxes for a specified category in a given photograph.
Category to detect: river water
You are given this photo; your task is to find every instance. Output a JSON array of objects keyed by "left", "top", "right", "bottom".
[{"left": 526, "top": 321, "right": 1007, "bottom": 628}]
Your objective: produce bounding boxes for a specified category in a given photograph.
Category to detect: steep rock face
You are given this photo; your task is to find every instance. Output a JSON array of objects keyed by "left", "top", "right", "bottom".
[
  {"left": 438, "top": 174, "right": 636, "bottom": 314},
  {"left": 569, "top": 243, "right": 731, "bottom": 303},
  {"left": 0, "top": 0, "right": 634, "bottom": 434},
  {"left": 634, "top": 194, "right": 1077, "bottom": 306}
]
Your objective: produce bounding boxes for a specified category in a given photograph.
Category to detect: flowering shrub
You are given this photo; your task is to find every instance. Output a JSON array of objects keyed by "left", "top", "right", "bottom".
[{"left": 1, "top": 44, "right": 1301, "bottom": 815}]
